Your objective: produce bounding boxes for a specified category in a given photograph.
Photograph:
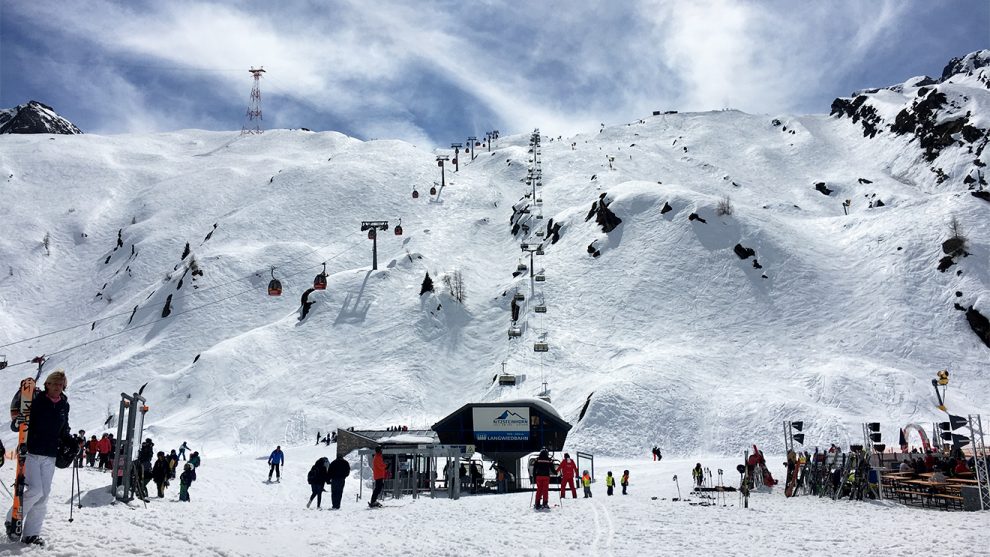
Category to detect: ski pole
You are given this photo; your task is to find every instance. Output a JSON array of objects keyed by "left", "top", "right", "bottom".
[{"left": 69, "top": 459, "right": 79, "bottom": 522}]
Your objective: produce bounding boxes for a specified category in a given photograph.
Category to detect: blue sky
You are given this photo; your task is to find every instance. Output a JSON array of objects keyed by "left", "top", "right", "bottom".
[{"left": 1, "top": 0, "right": 987, "bottom": 146}]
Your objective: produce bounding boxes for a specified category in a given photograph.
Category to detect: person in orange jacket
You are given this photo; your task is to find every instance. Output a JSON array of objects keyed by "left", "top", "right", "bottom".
[
  {"left": 86, "top": 435, "right": 99, "bottom": 467},
  {"left": 96, "top": 434, "right": 111, "bottom": 470},
  {"left": 558, "top": 453, "right": 578, "bottom": 498},
  {"left": 369, "top": 446, "right": 386, "bottom": 508}
]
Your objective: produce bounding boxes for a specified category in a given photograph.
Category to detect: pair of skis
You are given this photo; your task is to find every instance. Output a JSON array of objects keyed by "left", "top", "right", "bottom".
[{"left": 10, "top": 357, "right": 45, "bottom": 540}]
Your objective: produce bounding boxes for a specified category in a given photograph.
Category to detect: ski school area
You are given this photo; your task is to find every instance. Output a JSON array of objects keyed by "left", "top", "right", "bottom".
[{"left": 2, "top": 395, "right": 989, "bottom": 555}]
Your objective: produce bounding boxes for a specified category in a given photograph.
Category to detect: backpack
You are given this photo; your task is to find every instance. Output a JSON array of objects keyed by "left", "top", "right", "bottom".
[{"left": 307, "top": 464, "right": 321, "bottom": 485}]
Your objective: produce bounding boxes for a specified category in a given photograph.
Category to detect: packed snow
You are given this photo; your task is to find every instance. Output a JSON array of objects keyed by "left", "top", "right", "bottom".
[{"left": 0, "top": 447, "right": 985, "bottom": 555}]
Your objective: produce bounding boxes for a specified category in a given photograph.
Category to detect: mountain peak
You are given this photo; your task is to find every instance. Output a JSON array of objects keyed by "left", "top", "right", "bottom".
[
  {"left": 0, "top": 100, "right": 82, "bottom": 135},
  {"left": 941, "top": 49, "right": 990, "bottom": 82}
]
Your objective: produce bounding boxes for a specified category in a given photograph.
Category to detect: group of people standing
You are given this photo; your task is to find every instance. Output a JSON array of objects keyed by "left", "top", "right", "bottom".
[
  {"left": 531, "top": 450, "right": 630, "bottom": 509},
  {"left": 137, "top": 438, "right": 201, "bottom": 501}
]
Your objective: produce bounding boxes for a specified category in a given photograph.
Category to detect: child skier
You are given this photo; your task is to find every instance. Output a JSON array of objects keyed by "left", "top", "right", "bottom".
[
  {"left": 179, "top": 463, "right": 196, "bottom": 502},
  {"left": 692, "top": 463, "right": 704, "bottom": 487},
  {"left": 581, "top": 470, "right": 592, "bottom": 498},
  {"left": 605, "top": 471, "right": 615, "bottom": 496},
  {"left": 620, "top": 470, "right": 629, "bottom": 494}
]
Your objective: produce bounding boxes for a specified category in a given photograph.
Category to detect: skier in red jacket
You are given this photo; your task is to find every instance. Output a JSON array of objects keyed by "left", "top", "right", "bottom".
[
  {"left": 558, "top": 453, "right": 578, "bottom": 498},
  {"left": 369, "top": 446, "right": 386, "bottom": 508}
]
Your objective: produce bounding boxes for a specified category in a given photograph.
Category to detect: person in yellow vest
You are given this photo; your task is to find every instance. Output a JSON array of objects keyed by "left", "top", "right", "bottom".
[
  {"left": 581, "top": 470, "right": 592, "bottom": 498},
  {"left": 620, "top": 470, "right": 629, "bottom": 495},
  {"left": 605, "top": 471, "right": 615, "bottom": 496}
]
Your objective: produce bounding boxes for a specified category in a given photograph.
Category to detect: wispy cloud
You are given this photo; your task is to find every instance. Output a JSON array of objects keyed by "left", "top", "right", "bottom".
[{"left": 0, "top": 0, "right": 977, "bottom": 143}]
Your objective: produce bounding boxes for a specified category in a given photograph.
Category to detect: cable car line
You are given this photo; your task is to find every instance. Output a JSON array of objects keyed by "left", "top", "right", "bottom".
[
  {"left": 0, "top": 228, "right": 373, "bottom": 350},
  {"left": 0, "top": 230, "right": 376, "bottom": 363}
]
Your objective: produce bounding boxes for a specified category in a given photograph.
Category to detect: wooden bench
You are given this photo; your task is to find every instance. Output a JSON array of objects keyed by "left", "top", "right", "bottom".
[{"left": 931, "top": 493, "right": 964, "bottom": 510}]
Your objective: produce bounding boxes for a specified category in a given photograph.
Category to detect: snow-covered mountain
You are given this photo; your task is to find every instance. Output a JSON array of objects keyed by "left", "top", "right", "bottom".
[
  {"left": 1, "top": 52, "right": 988, "bottom": 459},
  {"left": 0, "top": 100, "right": 82, "bottom": 135}
]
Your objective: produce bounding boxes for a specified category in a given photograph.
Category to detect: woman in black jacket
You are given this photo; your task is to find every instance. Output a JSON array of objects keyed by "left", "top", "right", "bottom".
[{"left": 307, "top": 458, "right": 330, "bottom": 509}]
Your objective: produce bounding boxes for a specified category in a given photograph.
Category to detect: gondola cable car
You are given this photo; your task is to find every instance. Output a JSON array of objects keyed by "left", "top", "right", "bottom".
[
  {"left": 430, "top": 185, "right": 438, "bottom": 195},
  {"left": 268, "top": 267, "right": 282, "bottom": 296},
  {"left": 394, "top": 219, "right": 403, "bottom": 236},
  {"left": 313, "top": 263, "right": 328, "bottom": 290},
  {"left": 368, "top": 228, "right": 377, "bottom": 239},
  {"left": 412, "top": 188, "right": 419, "bottom": 199},
  {"left": 0, "top": 354, "right": 7, "bottom": 370}
]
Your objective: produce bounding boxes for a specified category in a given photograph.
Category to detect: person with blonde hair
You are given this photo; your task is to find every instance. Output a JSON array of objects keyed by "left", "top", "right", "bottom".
[{"left": 5, "top": 370, "right": 73, "bottom": 547}]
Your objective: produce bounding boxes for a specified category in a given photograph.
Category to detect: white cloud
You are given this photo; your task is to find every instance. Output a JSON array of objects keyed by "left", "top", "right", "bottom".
[{"left": 0, "top": 0, "right": 947, "bottom": 140}]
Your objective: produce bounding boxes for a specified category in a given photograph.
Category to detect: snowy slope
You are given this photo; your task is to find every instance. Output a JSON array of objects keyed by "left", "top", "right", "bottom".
[
  {"left": 0, "top": 449, "right": 984, "bottom": 555},
  {"left": 1, "top": 55, "right": 989, "bottom": 462}
]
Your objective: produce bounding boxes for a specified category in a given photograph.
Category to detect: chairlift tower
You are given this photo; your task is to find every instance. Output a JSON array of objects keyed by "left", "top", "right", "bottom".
[
  {"left": 467, "top": 137, "right": 477, "bottom": 160},
  {"left": 450, "top": 143, "right": 462, "bottom": 172},
  {"left": 435, "top": 155, "right": 450, "bottom": 197},
  {"left": 361, "top": 221, "right": 390, "bottom": 270},
  {"left": 242, "top": 66, "right": 266, "bottom": 135}
]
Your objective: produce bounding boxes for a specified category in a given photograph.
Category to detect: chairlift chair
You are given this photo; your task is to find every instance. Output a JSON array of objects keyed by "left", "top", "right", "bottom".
[
  {"left": 535, "top": 273, "right": 545, "bottom": 282},
  {"left": 267, "top": 267, "right": 283, "bottom": 296},
  {"left": 517, "top": 262, "right": 528, "bottom": 272},
  {"left": 498, "top": 374, "right": 518, "bottom": 386},
  {"left": 508, "top": 326, "right": 522, "bottom": 338},
  {"left": 313, "top": 263, "right": 328, "bottom": 290},
  {"left": 535, "top": 230, "right": 545, "bottom": 238},
  {"left": 535, "top": 305, "right": 547, "bottom": 313},
  {"left": 0, "top": 354, "right": 6, "bottom": 370},
  {"left": 536, "top": 247, "right": 545, "bottom": 255},
  {"left": 513, "top": 292, "right": 525, "bottom": 302},
  {"left": 534, "top": 342, "right": 549, "bottom": 352},
  {"left": 536, "top": 214, "right": 544, "bottom": 220}
]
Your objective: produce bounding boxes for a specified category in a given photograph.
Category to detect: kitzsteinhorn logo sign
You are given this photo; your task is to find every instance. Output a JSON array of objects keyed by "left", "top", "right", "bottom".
[{"left": 493, "top": 410, "right": 527, "bottom": 425}]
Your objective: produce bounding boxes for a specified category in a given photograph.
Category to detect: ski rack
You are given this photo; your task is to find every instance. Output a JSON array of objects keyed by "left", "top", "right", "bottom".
[
  {"left": 968, "top": 414, "right": 990, "bottom": 510},
  {"left": 110, "top": 390, "right": 149, "bottom": 503}
]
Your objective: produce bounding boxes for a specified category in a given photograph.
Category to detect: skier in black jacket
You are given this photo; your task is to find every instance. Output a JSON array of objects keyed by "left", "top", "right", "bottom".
[
  {"left": 152, "top": 452, "right": 171, "bottom": 498},
  {"left": 138, "top": 439, "right": 155, "bottom": 487},
  {"left": 307, "top": 458, "right": 330, "bottom": 509},
  {"left": 5, "top": 370, "right": 73, "bottom": 547},
  {"left": 327, "top": 455, "right": 351, "bottom": 509}
]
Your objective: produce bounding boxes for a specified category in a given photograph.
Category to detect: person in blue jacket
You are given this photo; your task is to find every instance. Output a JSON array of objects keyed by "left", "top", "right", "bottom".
[{"left": 268, "top": 446, "right": 284, "bottom": 482}]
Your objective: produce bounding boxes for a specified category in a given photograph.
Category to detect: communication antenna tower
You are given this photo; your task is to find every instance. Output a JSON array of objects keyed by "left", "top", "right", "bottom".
[{"left": 242, "top": 66, "right": 266, "bottom": 135}]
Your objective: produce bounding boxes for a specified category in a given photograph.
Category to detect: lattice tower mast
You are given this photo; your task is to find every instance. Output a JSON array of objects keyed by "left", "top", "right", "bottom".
[{"left": 242, "top": 66, "right": 266, "bottom": 135}]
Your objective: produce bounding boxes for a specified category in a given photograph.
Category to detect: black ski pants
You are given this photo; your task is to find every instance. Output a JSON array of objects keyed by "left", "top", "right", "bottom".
[
  {"left": 309, "top": 484, "right": 323, "bottom": 508},
  {"left": 330, "top": 478, "right": 346, "bottom": 509},
  {"left": 268, "top": 463, "right": 280, "bottom": 480},
  {"left": 370, "top": 478, "right": 384, "bottom": 504}
]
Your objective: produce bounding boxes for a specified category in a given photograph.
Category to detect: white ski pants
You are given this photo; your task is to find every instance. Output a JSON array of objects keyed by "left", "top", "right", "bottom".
[{"left": 6, "top": 453, "right": 56, "bottom": 538}]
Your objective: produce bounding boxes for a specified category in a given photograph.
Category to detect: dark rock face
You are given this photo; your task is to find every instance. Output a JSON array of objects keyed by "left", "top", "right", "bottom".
[
  {"left": 733, "top": 244, "right": 755, "bottom": 260},
  {"left": 829, "top": 95, "right": 882, "bottom": 137},
  {"left": 937, "top": 255, "right": 955, "bottom": 272},
  {"left": 0, "top": 100, "right": 82, "bottom": 134},
  {"left": 972, "top": 191, "right": 990, "bottom": 202},
  {"left": 688, "top": 213, "right": 706, "bottom": 223},
  {"left": 660, "top": 202, "right": 673, "bottom": 214},
  {"left": 942, "top": 237, "right": 966, "bottom": 255},
  {"left": 830, "top": 51, "right": 989, "bottom": 186},
  {"left": 584, "top": 193, "right": 622, "bottom": 233},
  {"left": 965, "top": 306, "right": 990, "bottom": 348},
  {"left": 815, "top": 182, "right": 833, "bottom": 196}
]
